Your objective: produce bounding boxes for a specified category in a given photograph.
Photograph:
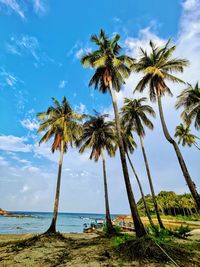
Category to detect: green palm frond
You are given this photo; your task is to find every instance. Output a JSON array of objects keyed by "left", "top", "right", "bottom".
[
  {"left": 121, "top": 97, "right": 155, "bottom": 137},
  {"left": 81, "top": 30, "right": 134, "bottom": 94},
  {"left": 77, "top": 113, "right": 117, "bottom": 161},
  {"left": 37, "top": 97, "right": 83, "bottom": 153},
  {"left": 176, "top": 82, "right": 200, "bottom": 130},
  {"left": 175, "top": 123, "right": 199, "bottom": 148},
  {"left": 134, "top": 40, "right": 189, "bottom": 100}
]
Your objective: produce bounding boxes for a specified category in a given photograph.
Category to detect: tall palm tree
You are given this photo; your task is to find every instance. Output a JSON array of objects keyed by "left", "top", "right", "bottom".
[
  {"left": 176, "top": 82, "right": 200, "bottom": 130},
  {"left": 133, "top": 40, "right": 200, "bottom": 209},
  {"left": 81, "top": 30, "right": 146, "bottom": 237},
  {"left": 121, "top": 97, "right": 165, "bottom": 229},
  {"left": 76, "top": 113, "right": 116, "bottom": 234},
  {"left": 175, "top": 123, "right": 200, "bottom": 150},
  {"left": 37, "top": 97, "right": 82, "bottom": 233},
  {"left": 121, "top": 123, "right": 156, "bottom": 229}
]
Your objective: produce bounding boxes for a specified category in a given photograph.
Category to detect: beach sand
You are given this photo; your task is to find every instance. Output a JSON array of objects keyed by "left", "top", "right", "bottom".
[{"left": 0, "top": 232, "right": 200, "bottom": 267}]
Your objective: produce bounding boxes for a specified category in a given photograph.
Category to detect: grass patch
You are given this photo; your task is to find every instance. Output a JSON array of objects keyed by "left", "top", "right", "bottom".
[
  {"left": 116, "top": 235, "right": 192, "bottom": 264},
  {"left": 151, "top": 214, "right": 200, "bottom": 222}
]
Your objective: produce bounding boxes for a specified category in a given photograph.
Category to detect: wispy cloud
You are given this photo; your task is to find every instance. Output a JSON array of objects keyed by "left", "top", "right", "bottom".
[
  {"left": 6, "top": 34, "right": 54, "bottom": 66},
  {"left": 6, "top": 35, "right": 40, "bottom": 61},
  {"left": 0, "top": 68, "right": 20, "bottom": 88},
  {"left": 32, "top": 0, "right": 47, "bottom": 15},
  {"left": 58, "top": 80, "right": 67, "bottom": 89},
  {"left": 67, "top": 41, "right": 91, "bottom": 60},
  {"left": 0, "top": 0, "right": 48, "bottom": 18},
  {"left": 0, "top": 0, "right": 25, "bottom": 18},
  {"left": 0, "top": 135, "right": 32, "bottom": 153},
  {"left": 74, "top": 102, "right": 87, "bottom": 114},
  {"left": 20, "top": 118, "right": 39, "bottom": 131}
]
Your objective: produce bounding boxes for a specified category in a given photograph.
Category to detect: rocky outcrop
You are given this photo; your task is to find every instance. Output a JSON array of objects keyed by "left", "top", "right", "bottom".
[{"left": 0, "top": 208, "right": 12, "bottom": 216}]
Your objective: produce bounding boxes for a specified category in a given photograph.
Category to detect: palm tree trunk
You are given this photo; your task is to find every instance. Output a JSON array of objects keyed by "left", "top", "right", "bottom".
[
  {"left": 45, "top": 140, "right": 64, "bottom": 233},
  {"left": 139, "top": 135, "right": 165, "bottom": 229},
  {"left": 101, "top": 148, "right": 116, "bottom": 234},
  {"left": 126, "top": 152, "right": 156, "bottom": 229},
  {"left": 173, "top": 207, "right": 177, "bottom": 216},
  {"left": 189, "top": 208, "right": 192, "bottom": 216},
  {"left": 109, "top": 81, "right": 146, "bottom": 238},
  {"left": 157, "top": 95, "right": 200, "bottom": 210},
  {"left": 183, "top": 208, "right": 186, "bottom": 217}
]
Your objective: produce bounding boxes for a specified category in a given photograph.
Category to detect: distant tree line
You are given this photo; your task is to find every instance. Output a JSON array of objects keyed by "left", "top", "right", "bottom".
[{"left": 137, "top": 191, "right": 199, "bottom": 217}]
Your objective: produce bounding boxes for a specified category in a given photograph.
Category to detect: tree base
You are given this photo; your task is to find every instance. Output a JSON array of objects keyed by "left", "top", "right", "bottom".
[{"left": 44, "top": 223, "right": 56, "bottom": 234}]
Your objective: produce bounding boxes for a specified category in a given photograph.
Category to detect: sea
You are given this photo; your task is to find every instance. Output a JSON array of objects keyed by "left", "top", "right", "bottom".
[{"left": 0, "top": 212, "right": 116, "bottom": 234}]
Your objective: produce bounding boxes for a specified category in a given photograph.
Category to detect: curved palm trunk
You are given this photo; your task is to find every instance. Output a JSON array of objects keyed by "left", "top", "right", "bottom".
[
  {"left": 139, "top": 135, "right": 165, "bottom": 229},
  {"left": 157, "top": 95, "right": 200, "bottom": 210},
  {"left": 46, "top": 140, "right": 64, "bottom": 233},
  {"left": 109, "top": 81, "right": 146, "bottom": 237},
  {"left": 101, "top": 148, "right": 116, "bottom": 234},
  {"left": 126, "top": 152, "right": 156, "bottom": 229}
]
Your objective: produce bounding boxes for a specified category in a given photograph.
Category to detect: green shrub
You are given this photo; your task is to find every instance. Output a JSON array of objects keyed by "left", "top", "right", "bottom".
[
  {"left": 174, "top": 225, "right": 190, "bottom": 237},
  {"left": 103, "top": 224, "right": 122, "bottom": 235},
  {"left": 146, "top": 225, "right": 173, "bottom": 245},
  {"left": 113, "top": 233, "right": 131, "bottom": 247}
]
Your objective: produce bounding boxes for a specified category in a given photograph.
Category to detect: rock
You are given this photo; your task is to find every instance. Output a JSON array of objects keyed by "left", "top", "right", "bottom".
[
  {"left": 188, "top": 229, "right": 200, "bottom": 240},
  {"left": 0, "top": 208, "right": 12, "bottom": 216}
]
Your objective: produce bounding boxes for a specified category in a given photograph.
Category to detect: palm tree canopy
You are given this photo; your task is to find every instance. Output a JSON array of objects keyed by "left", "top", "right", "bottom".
[
  {"left": 37, "top": 97, "right": 83, "bottom": 153},
  {"left": 120, "top": 122, "right": 137, "bottom": 154},
  {"left": 175, "top": 123, "right": 199, "bottom": 147},
  {"left": 77, "top": 113, "right": 117, "bottom": 161},
  {"left": 81, "top": 29, "right": 134, "bottom": 93},
  {"left": 121, "top": 97, "right": 155, "bottom": 137},
  {"left": 133, "top": 40, "right": 189, "bottom": 101},
  {"left": 176, "top": 82, "right": 200, "bottom": 130}
]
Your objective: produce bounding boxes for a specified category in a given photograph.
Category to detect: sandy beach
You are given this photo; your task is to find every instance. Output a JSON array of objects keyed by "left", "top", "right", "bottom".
[{"left": 0, "top": 231, "right": 200, "bottom": 267}]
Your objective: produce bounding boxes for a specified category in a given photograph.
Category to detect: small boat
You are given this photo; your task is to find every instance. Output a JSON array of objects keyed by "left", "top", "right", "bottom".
[
  {"left": 83, "top": 219, "right": 105, "bottom": 233},
  {"left": 83, "top": 223, "right": 95, "bottom": 233}
]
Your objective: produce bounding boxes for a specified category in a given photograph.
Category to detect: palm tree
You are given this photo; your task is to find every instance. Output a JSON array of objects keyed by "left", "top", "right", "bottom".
[
  {"left": 37, "top": 97, "right": 82, "bottom": 233},
  {"left": 175, "top": 123, "right": 200, "bottom": 150},
  {"left": 76, "top": 113, "right": 116, "bottom": 234},
  {"left": 121, "top": 124, "right": 156, "bottom": 229},
  {"left": 121, "top": 97, "right": 165, "bottom": 229},
  {"left": 176, "top": 82, "right": 200, "bottom": 130},
  {"left": 133, "top": 40, "right": 200, "bottom": 209},
  {"left": 81, "top": 30, "right": 146, "bottom": 237}
]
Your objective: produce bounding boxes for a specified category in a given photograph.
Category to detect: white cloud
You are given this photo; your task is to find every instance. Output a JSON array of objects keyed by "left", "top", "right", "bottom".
[
  {"left": 6, "top": 35, "right": 54, "bottom": 66},
  {"left": 20, "top": 118, "right": 39, "bottom": 131},
  {"left": 0, "top": 0, "right": 25, "bottom": 18},
  {"left": 32, "top": 0, "right": 46, "bottom": 15},
  {"left": 113, "top": 17, "right": 122, "bottom": 23},
  {"left": 59, "top": 80, "right": 67, "bottom": 89},
  {"left": 74, "top": 102, "right": 87, "bottom": 114},
  {"left": 10, "top": 154, "right": 31, "bottom": 165},
  {"left": 20, "top": 185, "right": 30, "bottom": 193},
  {"left": 6, "top": 35, "right": 40, "bottom": 61},
  {"left": 0, "top": 68, "right": 20, "bottom": 88},
  {"left": 182, "top": 0, "right": 197, "bottom": 10},
  {"left": 67, "top": 41, "right": 91, "bottom": 60},
  {"left": 0, "top": 156, "right": 9, "bottom": 166},
  {"left": 0, "top": 135, "right": 32, "bottom": 153},
  {"left": 0, "top": 0, "right": 48, "bottom": 18},
  {"left": 75, "top": 47, "right": 91, "bottom": 59}
]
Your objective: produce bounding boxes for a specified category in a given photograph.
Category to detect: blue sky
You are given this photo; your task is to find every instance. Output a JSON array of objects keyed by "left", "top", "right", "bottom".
[{"left": 0, "top": 0, "right": 199, "bottom": 213}]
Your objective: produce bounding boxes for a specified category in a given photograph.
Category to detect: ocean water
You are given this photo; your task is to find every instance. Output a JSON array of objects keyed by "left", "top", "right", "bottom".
[{"left": 0, "top": 212, "right": 113, "bottom": 234}]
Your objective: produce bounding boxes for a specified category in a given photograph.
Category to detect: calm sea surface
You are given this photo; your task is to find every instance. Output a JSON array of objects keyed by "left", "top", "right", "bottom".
[{"left": 0, "top": 212, "right": 116, "bottom": 234}]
